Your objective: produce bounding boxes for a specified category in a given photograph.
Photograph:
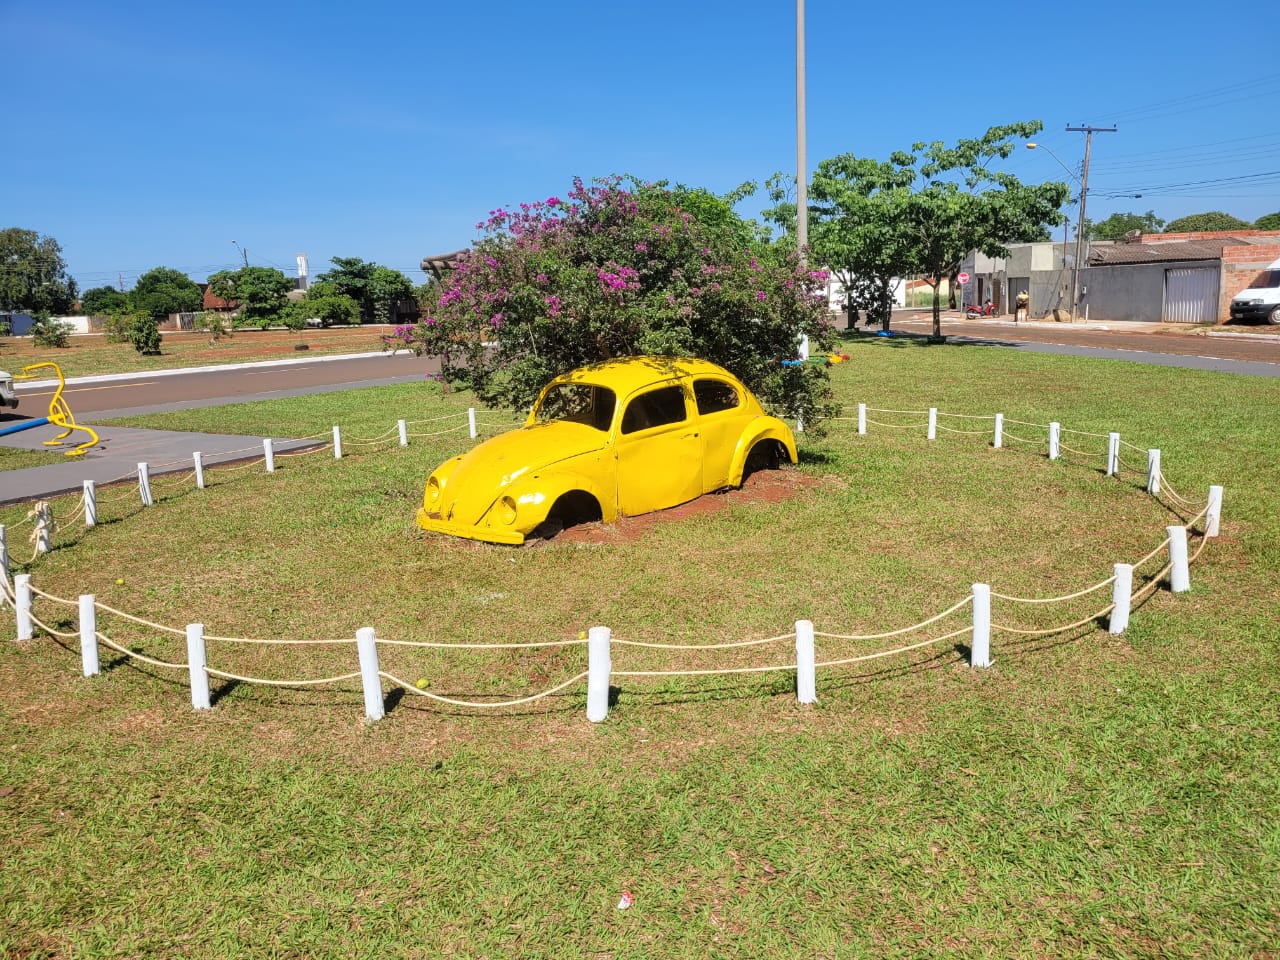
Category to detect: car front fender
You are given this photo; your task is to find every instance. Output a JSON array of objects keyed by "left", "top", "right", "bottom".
[{"left": 504, "top": 469, "right": 618, "bottom": 531}]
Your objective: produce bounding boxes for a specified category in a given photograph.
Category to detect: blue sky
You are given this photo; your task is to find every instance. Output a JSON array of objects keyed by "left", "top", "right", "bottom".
[{"left": 3, "top": 0, "right": 1277, "bottom": 295}]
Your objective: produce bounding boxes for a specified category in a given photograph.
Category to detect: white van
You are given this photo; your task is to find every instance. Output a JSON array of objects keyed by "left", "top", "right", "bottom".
[
  {"left": 1229, "top": 257, "right": 1280, "bottom": 324},
  {"left": 0, "top": 370, "right": 17, "bottom": 411}
]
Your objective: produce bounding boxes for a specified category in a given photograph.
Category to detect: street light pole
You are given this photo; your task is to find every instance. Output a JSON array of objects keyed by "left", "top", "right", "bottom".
[
  {"left": 795, "top": 0, "right": 808, "bottom": 268},
  {"left": 1064, "top": 125, "right": 1116, "bottom": 319}
]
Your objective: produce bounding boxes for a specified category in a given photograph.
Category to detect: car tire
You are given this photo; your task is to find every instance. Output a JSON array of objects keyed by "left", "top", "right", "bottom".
[{"left": 1268, "top": 305, "right": 1280, "bottom": 325}]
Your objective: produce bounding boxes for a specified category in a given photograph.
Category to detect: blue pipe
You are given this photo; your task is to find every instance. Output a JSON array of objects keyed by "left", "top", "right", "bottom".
[{"left": 0, "top": 417, "right": 50, "bottom": 437}]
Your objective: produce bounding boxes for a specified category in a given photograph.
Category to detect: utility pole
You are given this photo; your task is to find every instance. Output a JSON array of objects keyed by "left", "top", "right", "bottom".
[
  {"left": 1065, "top": 124, "right": 1116, "bottom": 320},
  {"left": 795, "top": 0, "right": 808, "bottom": 268}
]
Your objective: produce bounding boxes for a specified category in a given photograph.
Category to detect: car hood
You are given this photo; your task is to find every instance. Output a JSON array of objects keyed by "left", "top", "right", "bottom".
[{"left": 436, "top": 420, "right": 608, "bottom": 524}]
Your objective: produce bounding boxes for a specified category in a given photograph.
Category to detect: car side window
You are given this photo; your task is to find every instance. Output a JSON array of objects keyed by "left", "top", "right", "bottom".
[
  {"left": 621, "top": 385, "right": 687, "bottom": 434},
  {"left": 693, "top": 379, "right": 740, "bottom": 416}
]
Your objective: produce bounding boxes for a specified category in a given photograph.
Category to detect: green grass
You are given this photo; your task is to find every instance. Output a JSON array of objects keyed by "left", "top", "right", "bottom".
[
  {"left": 1, "top": 340, "right": 1277, "bottom": 958},
  {"left": 0, "top": 444, "right": 66, "bottom": 472}
]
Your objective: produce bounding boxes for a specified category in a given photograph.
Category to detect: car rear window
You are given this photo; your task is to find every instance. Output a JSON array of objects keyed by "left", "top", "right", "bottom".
[
  {"left": 534, "top": 383, "right": 616, "bottom": 431},
  {"left": 694, "top": 379, "right": 740, "bottom": 415},
  {"left": 621, "top": 385, "right": 687, "bottom": 434}
]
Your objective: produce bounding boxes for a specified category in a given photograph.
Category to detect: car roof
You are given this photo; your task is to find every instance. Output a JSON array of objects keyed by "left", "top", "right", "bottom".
[{"left": 550, "top": 356, "right": 737, "bottom": 396}]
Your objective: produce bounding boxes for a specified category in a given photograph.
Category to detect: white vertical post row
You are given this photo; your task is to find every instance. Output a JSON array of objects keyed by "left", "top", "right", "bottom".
[
  {"left": 80, "top": 594, "right": 99, "bottom": 676},
  {"left": 83, "top": 480, "right": 97, "bottom": 528},
  {"left": 193, "top": 451, "right": 205, "bottom": 489},
  {"left": 1048, "top": 422, "right": 1061, "bottom": 460},
  {"left": 993, "top": 413, "right": 1004, "bottom": 449},
  {"left": 970, "top": 583, "right": 991, "bottom": 668},
  {"left": 1147, "top": 449, "right": 1161, "bottom": 495},
  {"left": 263, "top": 438, "right": 275, "bottom": 473},
  {"left": 15, "top": 574, "right": 33, "bottom": 641},
  {"left": 468, "top": 408, "right": 478, "bottom": 440},
  {"left": 857, "top": 402, "right": 867, "bottom": 435},
  {"left": 0, "top": 525, "right": 8, "bottom": 581},
  {"left": 796, "top": 414, "right": 804, "bottom": 434},
  {"left": 1107, "top": 432, "right": 1120, "bottom": 477},
  {"left": 332, "top": 426, "right": 343, "bottom": 459},
  {"left": 186, "top": 623, "right": 210, "bottom": 710},
  {"left": 398, "top": 419, "right": 408, "bottom": 447},
  {"left": 356, "top": 626, "right": 384, "bottom": 721},
  {"left": 137, "top": 462, "right": 153, "bottom": 507},
  {"left": 795, "top": 619, "right": 817, "bottom": 705},
  {"left": 798, "top": 334, "right": 810, "bottom": 360},
  {"left": 1167, "top": 526, "right": 1190, "bottom": 593},
  {"left": 1206, "top": 485, "right": 1223, "bottom": 537},
  {"left": 586, "top": 626, "right": 612, "bottom": 723},
  {"left": 1109, "top": 564, "right": 1133, "bottom": 635},
  {"left": 927, "top": 407, "right": 937, "bottom": 441},
  {"left": 34, "top": 502, "right": 51, "bottom": 555}
]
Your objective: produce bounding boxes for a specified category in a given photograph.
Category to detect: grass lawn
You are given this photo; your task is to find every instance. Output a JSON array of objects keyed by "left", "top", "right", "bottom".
[
  {"left": 1, "top": 340, "right": 1277, "bottom": 958},
  {"left": 0, "top": 445, "right": 66, "bottom": 472},
  {"left": 0, "top": 326, "right": 387, "bottom": 380}
]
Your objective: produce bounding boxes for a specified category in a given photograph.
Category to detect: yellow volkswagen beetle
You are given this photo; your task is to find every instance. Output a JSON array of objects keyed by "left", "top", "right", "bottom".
[{"left": 417, "top": 357, "right": 797, "bottom": 545}]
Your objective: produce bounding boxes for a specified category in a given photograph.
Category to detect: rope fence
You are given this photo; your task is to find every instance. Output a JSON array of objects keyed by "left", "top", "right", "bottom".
[{"left": 1, "top": 400, "right": 1226, "bottom": 724}]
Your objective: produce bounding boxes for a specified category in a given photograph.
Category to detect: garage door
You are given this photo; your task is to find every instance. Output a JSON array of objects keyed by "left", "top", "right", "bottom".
[{"left": 1164, "top": 267, "right": 1219, "bottom": 324}]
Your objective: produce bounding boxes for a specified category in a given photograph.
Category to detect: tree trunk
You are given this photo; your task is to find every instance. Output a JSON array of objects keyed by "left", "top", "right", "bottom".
[
  {"left": 931, "top": 281, "right": 942, "bottom": 339},
  {"left": 845, "top": 291, "right": 857, "bottom": 330}
]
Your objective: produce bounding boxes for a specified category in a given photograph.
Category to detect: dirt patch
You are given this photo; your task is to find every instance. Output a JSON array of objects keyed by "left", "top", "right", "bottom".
[{"left": 549, "top": 467, "right": 824, "bottom": 545}]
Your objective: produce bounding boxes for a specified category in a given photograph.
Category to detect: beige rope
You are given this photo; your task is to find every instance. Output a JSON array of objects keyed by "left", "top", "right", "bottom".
[
  {"left": 28, "top": 611, "right": 77, "bottom": 640},
  {"left": 214, "top": 457, "right": 267, "bottom": 475},
  {"left": 613, "top": 662, "right": 795, "bottom": 678},
  {"left": 96, "top": 632, "right": 187, "bottom": 670},
  {"left": 381, "top": 669, "right": 588, "bottom": 707},
  {"left": 1059, "top": 426, "right": 1112, "bottom": 439},
  {"left": 1058, "top": 442, "right": 1101, "bottom": 458},
  {"left": 612, "top": 632, "right": 795, "bottom": 651},
  {"left": 376, "top": 636, "right": 588, "bottom": 650},
  {"left": 1119, "top": 438, "right": 1149, "bottom": 453},
  {"left": 1002, "top": 431, "right": 1041, "bottom": 446},
  {"left": 406, "top": 423, "right": 469, "bottom": 439},
  {"left": 275, "top": 444, "right": 332, "bottom": 458},
  {"left": 991, "top": 575, "right": 1116, "bottom": 605},
  {"left": 1131, "top": 563, "right": 1173, "bottom": 602},
  {"left": 814, "top": 625, "right": 970, "bottom": 668},
  {"left": 936, "top": 411, "right": 996, "bottom": 421},
  {"left": 93, "top": 601, "right": 186, "bottom": 636},
  {"left": 206, "top": 667, "right": 362, "bottom": 687},
  {"left": 813, "top": 595, "right": 973, "bottom": 642},
  {"left": 865, "top": 418, "right": 923, "bottom": 430},
  {"left": 1003, "top": 418, "right": 1046, "bottom": 428},
  {"left": 204, "top": 633, "right": 358, "bottom": 646},
  {"left": 936, "top": 425, "right": 991, "bottom": 436},
  {"left": 992, "top": 604, "right": 1115, "bottom": 637},
  {"left": 28, "top": 584, "right": 77, "bottom": 606},
  {"left": 1133, "top": 536, "right": 1173, "bottom": 570},
  {"left": 404, "top": 412, "right": 469, "bottom": 425},
  {"left": 866, "top": 407, "right": 929, "bottom": 415}
]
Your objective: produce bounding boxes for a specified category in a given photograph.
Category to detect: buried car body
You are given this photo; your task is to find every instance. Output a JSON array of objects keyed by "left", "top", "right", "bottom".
[{"left": 416, "top": 357, "right": 797, "bottom": 544}]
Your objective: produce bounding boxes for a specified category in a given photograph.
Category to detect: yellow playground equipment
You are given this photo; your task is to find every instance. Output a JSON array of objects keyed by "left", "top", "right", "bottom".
[{"left": 0, "top": 362, "right": 100, "bottom": 457}]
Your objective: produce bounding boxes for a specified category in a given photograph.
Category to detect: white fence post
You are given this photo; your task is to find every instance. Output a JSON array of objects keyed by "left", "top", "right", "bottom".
[
  {"left": 83, "top": 480, "right": 97, "bottom": 528},
  {"left": 586, "top": 626, "right": 612, "bottom": 723},
  {"left": 34, "top": 502, "right": 52, "bottom": 555},
  {"left": 796, "top": 415, "right": 804, "bottom": 434},
  {"left": 398, "top": 419, "right": 408, "bottom": 447},
  {"left": 0, "top": 524, "right": 8, "bottom": 581},
  {"left": 356, "top": 626, "right": 384, "bottom": 721},
  {"left": 468, "top": 408, "right": 478, "bottom": 440},
  {"left": 857, "top": 402, "right": 867, "bottom": 435},
  {"left": 1107, "top": 432, "right": 1120, "bottom": 477},
  {"left": 263, "top": 438, "right": 275, "bottom": 473},
  {"left": 970, "top": 583, "right": 991, "bottom": 668},
  {"left": 1147, "top": 449, "right": 1161, "bottom": 495},
  {"left": 795, "top": 619, "right": 816, "bottom": 705},
  {"left": 1049, "top": 422, "right": 1060, "bottom": 461},
  {"left": 993, "top": 413, "right": 1004, "bottom": 449},
  {"left": 1206, "top": 485, "right": 1223, "bottom": 537},
  {"left": 1167, "top": 526, "right": 1190, "bottom": 593},
  {"left": 80, "top": 594, "right": 99, "bottom": 676},
  {"left": 927, "top": 407, "right": 937, "bottom": 441},
  {"left": 186, "top": 623, "right": 210, "bottom": 710},
  {"left": 193, "top": 451, "right": 205, "bottom": 489},
  {"left": 333, "top": 426, "right": 343, "bottom": 460},
  {"left": 1109, "top": 564, "right": 1133, "bottom": 635},
  {"left": 137, "top": 462, "right": 153, "bottom": 507},
  {"left": 15, "top": 574, "right": 33, "bottom": 641}
]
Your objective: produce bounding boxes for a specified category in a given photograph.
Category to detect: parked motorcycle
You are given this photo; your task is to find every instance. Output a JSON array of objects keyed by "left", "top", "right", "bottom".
[{"left": 964, "top": 300, "right": 996, "bottom": 319}]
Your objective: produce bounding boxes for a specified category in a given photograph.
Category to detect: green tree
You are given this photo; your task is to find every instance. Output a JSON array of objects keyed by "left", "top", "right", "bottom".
[
  {"left": 123, "top": 310, "right": 162, "bottom": 355},
  {"left": 414, "top": 176, "right": 836, "bottom": 421},
  {"left": 0, "top": 228, "right": 79, "bottom": 314},
  {"left": 1084, "top": 210, "right": 1165, "bottom": 240},
  {"left": 130, "top": 266, "right": 202, "bottom": 319},
  {"left": 1163, "top": 211, "right": 1252, "bottom": 233},
  {"left": 298, "top": 282, "right": 361, "bottom": 326},
  {"left": 81, "top": 285, "right": 129, "bottom": 316},
  {"left": 1253, "top": 212, "right": 1280, "bottom": 231},
  {"left": 316, "top": 257, "right": 415, "bottom": 323},
  {"left": 206, "top": 266, "right": 292, "bottom": 328}
]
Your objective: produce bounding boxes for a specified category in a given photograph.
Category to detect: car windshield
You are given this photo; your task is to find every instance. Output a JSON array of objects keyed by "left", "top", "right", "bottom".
[
  {"left": 1247, "top": 270, "right": 1280, "bottom": 289},
  {"left": 534, "top": 383, "right": 616, "bottom": 431}
]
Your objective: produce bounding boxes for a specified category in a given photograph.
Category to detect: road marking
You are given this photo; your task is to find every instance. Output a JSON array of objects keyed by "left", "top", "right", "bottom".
[{"left": 22, "top": 381, "right": 161, "bottom": 398}]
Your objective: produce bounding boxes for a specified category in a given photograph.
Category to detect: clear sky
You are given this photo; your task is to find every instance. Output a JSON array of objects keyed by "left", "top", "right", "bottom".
[{"left": 3, "top": 0, "right": 1277, "bottom": 295}]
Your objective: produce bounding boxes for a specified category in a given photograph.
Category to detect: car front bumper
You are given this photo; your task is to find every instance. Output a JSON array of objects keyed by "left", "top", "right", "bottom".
[
  {"left": 415, "top": 507, "right": 526, "bottom": 545},
  {"left": 1229, "top": 303, "right": 1275, "bottom": 321}
]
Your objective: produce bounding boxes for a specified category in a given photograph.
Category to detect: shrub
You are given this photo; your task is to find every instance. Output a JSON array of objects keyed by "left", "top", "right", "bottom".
[{"left": 30, "top": 314, "right": 73, "bottom": 348}]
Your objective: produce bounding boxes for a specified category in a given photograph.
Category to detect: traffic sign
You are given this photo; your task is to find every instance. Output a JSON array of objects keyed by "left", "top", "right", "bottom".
[{"left": 957, "top": 272, "right": 970, "bottom": 284}]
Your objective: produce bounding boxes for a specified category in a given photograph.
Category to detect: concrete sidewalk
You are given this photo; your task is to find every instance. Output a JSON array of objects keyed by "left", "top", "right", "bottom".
[{"left": 1, "top": 421, "right": 323, "bottom": 506}]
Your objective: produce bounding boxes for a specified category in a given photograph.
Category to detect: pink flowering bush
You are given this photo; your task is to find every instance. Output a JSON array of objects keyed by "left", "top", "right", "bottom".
[{"left": 412, "top": 176, "right": 836, "bottom": 418}]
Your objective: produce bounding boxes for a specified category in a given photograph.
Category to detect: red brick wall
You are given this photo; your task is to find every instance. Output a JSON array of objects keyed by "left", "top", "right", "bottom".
[
  {"left": 1139, "top": 230, "right": 1280, "bottom": 244},
  {"left": 1218, "top": 244, "right": 1280, "bottom": 322}
]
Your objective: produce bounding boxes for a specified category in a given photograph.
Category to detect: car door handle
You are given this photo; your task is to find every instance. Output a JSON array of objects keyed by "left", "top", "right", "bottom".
[{"left": 681, "top": 432, "right": 699, "bottom": 439}]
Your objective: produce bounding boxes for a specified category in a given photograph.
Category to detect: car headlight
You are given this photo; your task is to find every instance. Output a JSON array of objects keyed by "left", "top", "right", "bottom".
[
  {"left": 498, "top": 496, "right": 517, "bottom": 525},
  {"left": 426, "top": 476, "right": 441, "bottom": 503}
]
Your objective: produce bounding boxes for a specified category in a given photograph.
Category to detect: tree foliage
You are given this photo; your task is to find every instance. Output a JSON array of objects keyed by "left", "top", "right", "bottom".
[
  {"left": 1163, "top": 211, "right": 1252, "bottom": 233},
  {"left": 206, "top": 266, "right": 292, "bottom": 327},
  {"left": 413, "top": 176, "right": 835, "bottom": 419},
  {"left": 130, "top": 266, "right": 202, "bottom": 319},
  {"left": 0, "top": 228, "right": 78, "bottom": 314},
  {"left": 81, "top": 285, "right": 129, "bottom": 316},
  {"left": 1253, "top": 212, "right": 1280, "bottom": 231},
  {"left": 1084, "top": 210, "right": 1165, "bottom": 240},
  {"left": 295, "top": 282, "right": 361, "bottom": 327},
  {"left": 315, "top": 257, "right": 414, "bottom": 323}
]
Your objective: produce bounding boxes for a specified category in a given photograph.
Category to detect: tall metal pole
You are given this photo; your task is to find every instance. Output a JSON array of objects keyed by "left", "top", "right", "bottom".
[
  {"left": 795, "top": 0, "right": 808, "bottom": 268},
  {"left": 1066, "top": 124, "right": 1116, "bottom": 320}
]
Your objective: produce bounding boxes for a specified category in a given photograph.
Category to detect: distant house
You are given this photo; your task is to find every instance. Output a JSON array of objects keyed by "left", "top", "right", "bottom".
[{"left": 201, "top": 284, "right": 236, "bottom": 313}]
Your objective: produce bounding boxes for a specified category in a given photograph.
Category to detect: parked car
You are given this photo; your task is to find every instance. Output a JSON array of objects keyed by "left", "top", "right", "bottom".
[
  {"left": 1229, "top": 257, "right": 1280, "bottom": 324},
  {"left": 416, "top": 357, "right": 798, "bottom": 545},
  {"left": 0, "top": 370, "right": 17, "bottom": 411}
]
